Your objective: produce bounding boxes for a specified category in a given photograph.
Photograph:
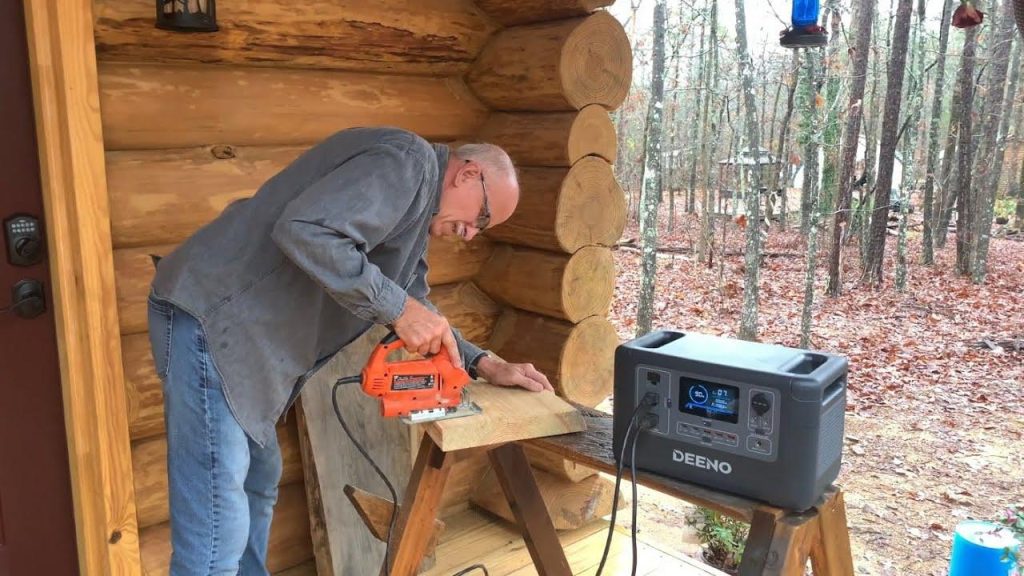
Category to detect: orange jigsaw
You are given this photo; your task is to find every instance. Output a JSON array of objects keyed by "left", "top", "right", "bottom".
[{"left": 356, "top": 331, "right": 481, "bottom": 423}]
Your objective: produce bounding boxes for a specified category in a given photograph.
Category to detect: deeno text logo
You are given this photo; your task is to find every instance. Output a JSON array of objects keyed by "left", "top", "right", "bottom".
[{"left": 672, "top": 449, "right": 732, "bottom": 474}]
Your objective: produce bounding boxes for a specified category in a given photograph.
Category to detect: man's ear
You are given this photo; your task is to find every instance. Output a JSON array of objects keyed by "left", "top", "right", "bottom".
[{"left": 459, "top": 160, "right": 481, "bottom": 184}]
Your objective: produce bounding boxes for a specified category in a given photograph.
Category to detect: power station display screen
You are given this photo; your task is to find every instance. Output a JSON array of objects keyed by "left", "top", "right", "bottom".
[{"left": 679, "top": 377, "right": 739, "bottom": 423}]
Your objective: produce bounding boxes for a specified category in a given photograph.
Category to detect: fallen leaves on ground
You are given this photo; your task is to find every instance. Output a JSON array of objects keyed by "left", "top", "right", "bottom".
[{"left": 608, "top": 209, "right": 1023, "bottom": 576}]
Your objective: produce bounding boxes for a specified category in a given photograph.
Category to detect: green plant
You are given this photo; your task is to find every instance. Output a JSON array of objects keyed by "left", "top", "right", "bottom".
[
  {"left": 686, "top": 507, "right": 748, "bottom": 572},
  {"left": 996, "top": 504, "right": 1024, "bottom": 574},
  {"left": 995, "top": 196, "right": 1017, "bottom": 220}
]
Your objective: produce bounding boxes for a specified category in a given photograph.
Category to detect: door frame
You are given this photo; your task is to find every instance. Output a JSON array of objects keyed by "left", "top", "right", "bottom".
[{"left": 22, "top": 2, "right": 141, "bottom": 573}]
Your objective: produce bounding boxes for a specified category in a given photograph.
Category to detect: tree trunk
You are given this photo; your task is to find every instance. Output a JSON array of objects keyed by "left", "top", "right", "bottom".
[
  {"left": 922, "top": 0, "right": 954, "bottom": 265},
  {"left": 827, "top": 0, "right": 873, "bottom": 296},
  {"left": 819, "top": 3, "right": 843, "bottom": 242},
  {"left": 775, "top": 52, "right": 800, "bottom": 232},
  {"left": 686, "top": 13, "right": 706, "bottom": 221},
  {"left": 800, "top": 51, "right": 824, "bottom": 348},
  {"left": 698, "top": 1, "right": 720, "bottom": 266},
  {"left": 635, "top": 0, "right": 667, "bottom": 337},
  {"left": 864, "top": 0, "right": 913, "bottom": 285},
  {"left": 989, "top": 41, "right": 1020, "bottom": 204},
  {"left": 973, "top": 0, "right": 1017, "bottom": 282},
  {"left": 955, "top": 27, "right": 980, "bottom": 276},
  {"left": 937, "top": 52, "right": 967, "bottom": 249},
  {"left": 1017, "top": 156, "right": 1024, "bottom": 230},
  {"left": 896, "top": 0, "right": 926, "bottom": 292},
  {"left": 734, "top": 0, "right": 763, "bottom": 341},
  {"left": 859, "top": 15, "right": 883, "bottom": 264}
]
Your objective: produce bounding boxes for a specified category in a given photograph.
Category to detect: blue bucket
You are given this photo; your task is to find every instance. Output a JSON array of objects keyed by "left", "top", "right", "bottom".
[{"left": 948, "top": 520, "right": 1020, "bottom": 576}]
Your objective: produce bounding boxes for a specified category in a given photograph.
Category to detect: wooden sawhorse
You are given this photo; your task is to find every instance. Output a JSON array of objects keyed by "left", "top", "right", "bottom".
[{"left": 358, "top": 406, "right": 856, "bottom": 576}]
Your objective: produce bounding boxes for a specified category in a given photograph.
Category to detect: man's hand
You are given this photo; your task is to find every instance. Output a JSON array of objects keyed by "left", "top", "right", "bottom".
[
  {"left": 393, "top": 297, "right": 462, "bottom": 368},
  {"left": 475, "top": 356, "right": 554, "bottom": 393}
]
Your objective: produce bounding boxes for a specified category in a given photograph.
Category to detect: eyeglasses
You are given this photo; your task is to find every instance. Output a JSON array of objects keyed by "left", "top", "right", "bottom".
[
  {"left": 466, "top": 160, "right": 491, "bottom": 230},
  {"left": 476, "top": 173, "right": 491, "bottom": 230}
]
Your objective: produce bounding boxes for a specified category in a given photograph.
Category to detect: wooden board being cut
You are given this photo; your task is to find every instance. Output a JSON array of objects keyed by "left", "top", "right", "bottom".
[{"left": 424, "top": 382, "right": 585, "bottom": 452}]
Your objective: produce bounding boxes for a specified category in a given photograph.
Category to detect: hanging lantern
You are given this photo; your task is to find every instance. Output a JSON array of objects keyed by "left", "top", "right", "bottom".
[{"left": 156, "top": 0, "right": 218, "bottom": 33}]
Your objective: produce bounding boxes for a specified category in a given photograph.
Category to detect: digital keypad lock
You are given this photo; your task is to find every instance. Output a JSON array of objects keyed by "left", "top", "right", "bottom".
[{"left": 5, "top": 215, "right": 44, "bottom": 267}]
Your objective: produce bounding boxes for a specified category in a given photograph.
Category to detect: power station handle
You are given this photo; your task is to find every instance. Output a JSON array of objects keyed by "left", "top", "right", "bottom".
[{"left": 629, "top": 330, "right": 685, "bottom": 349}]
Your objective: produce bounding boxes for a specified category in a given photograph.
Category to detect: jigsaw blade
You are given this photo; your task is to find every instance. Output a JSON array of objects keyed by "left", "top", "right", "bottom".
[{"left": 400, "top": 390, "right": 482, "bottom": 424}]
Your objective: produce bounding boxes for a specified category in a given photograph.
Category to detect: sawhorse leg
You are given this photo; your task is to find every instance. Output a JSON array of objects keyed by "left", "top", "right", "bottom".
[
  {"left": 739, "top": 488, "right": 854, "bottom": 576},
  {"left": 385, "top": 438, "right": 572, "bottom": 576},
  {"left": 386, "top": 434, "right": 454, "bottom": 576},
  {"left": 489, "top": 443, "right": 573, "bottom": 576}
]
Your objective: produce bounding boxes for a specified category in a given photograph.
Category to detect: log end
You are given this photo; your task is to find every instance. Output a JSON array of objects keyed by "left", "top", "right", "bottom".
[
  {"left": 556, "top": 157, "right": 626, "bottom": 252},
  {"left": 561, "top": 11, "right": 632, "bottom": 110},
  {"left": 562, "top": 246, "right": 615, "bottom": 322},
  {"left": 559, "top": 316, "right": 620, "bottom": 407},
  {"left": 569, "top": 104, "right": 617, "bottom": 164}
]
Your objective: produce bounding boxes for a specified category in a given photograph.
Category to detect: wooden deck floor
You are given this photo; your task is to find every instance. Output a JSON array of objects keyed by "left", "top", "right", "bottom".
[
  {"left": 422, "top": 508, "right": 726, "bottom": 576},
  {"left": 272, "top": 507, "right": 725, "bottom": 576}
]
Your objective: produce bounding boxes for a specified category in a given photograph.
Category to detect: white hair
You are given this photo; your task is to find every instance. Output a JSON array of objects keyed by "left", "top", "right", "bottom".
[{"left": 455, "top": 143, "right": 518, "bottom": 187}]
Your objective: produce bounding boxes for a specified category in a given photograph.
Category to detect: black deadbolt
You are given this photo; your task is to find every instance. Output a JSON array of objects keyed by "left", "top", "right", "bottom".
[
  {"left": 10, "top": 279, "right": 45, "bottom": 319},
  {"left": 5, "top": 215, "right": 44, "bottom": 267}
]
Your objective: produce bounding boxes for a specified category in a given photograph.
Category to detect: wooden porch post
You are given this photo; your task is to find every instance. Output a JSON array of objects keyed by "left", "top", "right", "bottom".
[{"left": 22, "top": 1, "right": 141, "bottom": 574}]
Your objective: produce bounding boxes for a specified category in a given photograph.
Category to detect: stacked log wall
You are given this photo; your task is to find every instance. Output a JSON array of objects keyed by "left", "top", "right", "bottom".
[
  {"left": 457, "top": 3, "right": 632, "bottom": 528},
  {"left": 93, "top": 0, "right": 630, "bottom": 570},
  {"left": 94, "top": 1, "right": 499, "bottom": 572}
]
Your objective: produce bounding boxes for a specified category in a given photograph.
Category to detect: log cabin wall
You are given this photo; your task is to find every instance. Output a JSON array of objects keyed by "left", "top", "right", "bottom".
[{"left": 92, "top": 0, "right": 629, "bottom": 573}]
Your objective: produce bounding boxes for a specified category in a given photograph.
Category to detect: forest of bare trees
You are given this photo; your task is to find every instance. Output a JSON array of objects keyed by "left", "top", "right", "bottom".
[{"left": 618, "top": 0, "right": 1024, "bottom": 340}]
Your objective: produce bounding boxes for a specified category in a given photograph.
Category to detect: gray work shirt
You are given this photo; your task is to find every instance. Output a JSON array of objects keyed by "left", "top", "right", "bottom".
[{"left": 151, "top": 127, "right": 484, "bottom": 446}]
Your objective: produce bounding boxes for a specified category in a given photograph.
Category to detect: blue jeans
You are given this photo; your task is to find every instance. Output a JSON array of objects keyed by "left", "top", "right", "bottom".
[{"left": 148, "top": 296, "right": 282, "bottom": 575}]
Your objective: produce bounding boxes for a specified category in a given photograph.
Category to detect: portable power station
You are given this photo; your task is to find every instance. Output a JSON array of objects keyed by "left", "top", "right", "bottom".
[{"left": 613, "top": 330, "right": 848, "bottom": 511}]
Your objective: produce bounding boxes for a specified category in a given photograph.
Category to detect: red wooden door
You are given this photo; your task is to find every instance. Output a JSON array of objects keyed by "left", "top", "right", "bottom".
[{"left": 0, "top": 2, "right": 80, "bottom": 574}]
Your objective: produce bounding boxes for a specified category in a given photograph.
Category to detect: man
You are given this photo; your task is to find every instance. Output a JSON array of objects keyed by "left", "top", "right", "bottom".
[{"left": 146, "top": 127, "right": 552, "bottom": 575}]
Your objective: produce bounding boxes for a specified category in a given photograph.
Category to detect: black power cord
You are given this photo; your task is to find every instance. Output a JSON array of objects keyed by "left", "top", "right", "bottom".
[
  {"left": 595, "top": 394, "right": 659, "bottom": 576},
  {"left": 332, "top": 376, "right": 491, "bottom": 576},
  {"left": 332, "top": 376, "right": 399, "bottom": 576},
  {"left": 450, "top": 564, "right": 489, "bottom": 576}
]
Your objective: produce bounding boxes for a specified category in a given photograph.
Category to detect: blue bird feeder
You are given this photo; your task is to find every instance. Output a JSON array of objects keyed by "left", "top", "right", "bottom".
[{"left": 948, "top": 520, "right": 1020, "bottom": 576}]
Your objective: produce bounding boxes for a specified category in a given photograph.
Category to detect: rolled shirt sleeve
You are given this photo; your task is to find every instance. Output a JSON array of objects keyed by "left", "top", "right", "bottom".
[{"left": 271, "top": 144, "right": 422, "bottom": 325}]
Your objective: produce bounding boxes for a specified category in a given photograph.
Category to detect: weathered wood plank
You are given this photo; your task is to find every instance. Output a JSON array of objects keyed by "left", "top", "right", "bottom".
[
  {"left": 424, "top": 383, "right": 585, "bottom": 452},
  {"left": 295, "top": 401, "right": 334, "bottom": 576},
  {"left": 94, "top": 0, "right": 495, "bottom": 75},
  {"left": 98, "top": 62, "right": 488, "bottom": 149},
  {"left": 296, "top": 326, "right": 417, "bottom": 576}
]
